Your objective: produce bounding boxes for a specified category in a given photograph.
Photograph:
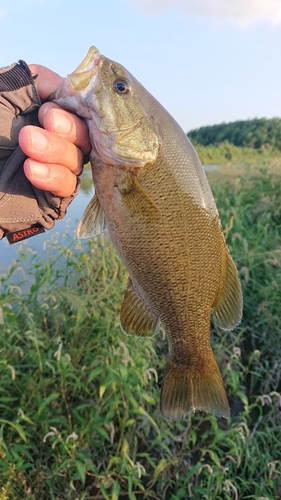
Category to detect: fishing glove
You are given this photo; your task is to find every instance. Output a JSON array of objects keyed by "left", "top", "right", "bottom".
[{"left": 0, "top": 60, "right": 79, "bottom": 243}]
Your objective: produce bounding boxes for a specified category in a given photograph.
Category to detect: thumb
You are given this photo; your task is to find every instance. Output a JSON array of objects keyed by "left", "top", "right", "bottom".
[{"left": 28, "top": 64, "right": 63, "bottom": 101}]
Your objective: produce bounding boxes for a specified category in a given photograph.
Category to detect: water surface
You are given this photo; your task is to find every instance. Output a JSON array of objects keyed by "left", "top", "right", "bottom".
[{"left": 0, "top": 169, "right": 94, "bottom": 272}]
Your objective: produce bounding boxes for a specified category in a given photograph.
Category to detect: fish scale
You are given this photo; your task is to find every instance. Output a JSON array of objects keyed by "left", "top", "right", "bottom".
[{"left": 53, "top": 46, "right": 243, "bottom": 421}]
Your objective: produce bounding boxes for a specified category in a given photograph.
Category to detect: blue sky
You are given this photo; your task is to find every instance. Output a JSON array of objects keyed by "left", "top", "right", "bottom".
[{"left": 1, "top": 0, "right": 281, "bottom": 132}]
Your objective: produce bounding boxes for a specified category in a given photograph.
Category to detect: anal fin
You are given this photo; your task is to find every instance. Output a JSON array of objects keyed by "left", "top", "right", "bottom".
[
  {"left": 120, "top": 278, "right": 159, "bottom": 337},
  {"left": 212, "top": 248, "right": 243, "bottom": 331},
  {"left": 77, "top": 194, "right": 107, "bottom": 239}
]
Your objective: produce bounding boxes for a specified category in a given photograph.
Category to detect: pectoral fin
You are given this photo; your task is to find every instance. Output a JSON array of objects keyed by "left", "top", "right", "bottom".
[
  {"left": 132, "top": 176, "right": 160, "bottom": 212},
  {"left": 212, "top": 248, "right": 243, "bottom": 330},
  {"left": 116, "top": 170, "right": 160, "bottom": 215},
  {"left": 120, "top": 278, "right": 160, "bottom": 337},
  {"left": 77, "top": 194, "right": 107, "bottom": 239}
]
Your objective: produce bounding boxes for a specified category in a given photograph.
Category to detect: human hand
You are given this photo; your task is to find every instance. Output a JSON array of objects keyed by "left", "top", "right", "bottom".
[{"left": 18, "top": 65, "right": 91, "bottom": 197}]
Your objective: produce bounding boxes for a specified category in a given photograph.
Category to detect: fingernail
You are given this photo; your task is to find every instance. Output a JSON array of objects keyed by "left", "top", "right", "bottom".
[
  {"left": 29, "top": 161, "right": 50, "bottom": 179},
  {"left": 30, "top": 129, "right": 49, "bottom": 151},
  {"left": 53, "top": 110, "right": 72, "bottom": 134}
]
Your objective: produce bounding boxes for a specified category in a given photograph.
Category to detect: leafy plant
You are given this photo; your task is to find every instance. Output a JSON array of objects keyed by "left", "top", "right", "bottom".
[
  {"left": 0, "top": 160, "right": 280, "bottom": 499},
  {"left": 188, "top": 118, "right": 281, "bottom": 150}
]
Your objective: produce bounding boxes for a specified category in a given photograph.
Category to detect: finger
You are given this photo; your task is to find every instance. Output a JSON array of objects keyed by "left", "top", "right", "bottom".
[
  {"left": 29, "top": 64, "right": 63, "bottom": 100},
  {"left": 38, "top": 103, "right": 91, "bottom": 154},
  {"left": 19, "top": 126, "right": 83, "bottom": 175},
  {"left": 23, "top": 159, "right": 78, "bottom": 197}
]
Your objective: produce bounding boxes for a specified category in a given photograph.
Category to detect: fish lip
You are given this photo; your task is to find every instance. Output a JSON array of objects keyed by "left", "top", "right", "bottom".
[
  {"left": 73, "top": 46, "right": 101, "bottom": 74},
  {"left": 67, "top": 46, "right": 101, "bottom": 92},
  {"left": 51, "top": 47, "right": 101, "bottom": 113}
]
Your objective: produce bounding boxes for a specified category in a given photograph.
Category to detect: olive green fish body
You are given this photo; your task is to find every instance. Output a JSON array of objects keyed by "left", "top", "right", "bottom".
[
  {"left": 93, "top": 121, "right": 236, "bottom": 419},
  {"left": 53, "top": 47, "right": 242, "bottom": 420}
]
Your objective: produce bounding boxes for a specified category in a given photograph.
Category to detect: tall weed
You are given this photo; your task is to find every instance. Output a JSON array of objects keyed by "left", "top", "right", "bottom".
[{"left": 0, "top": 161, "right": 280, "bottom": 499}]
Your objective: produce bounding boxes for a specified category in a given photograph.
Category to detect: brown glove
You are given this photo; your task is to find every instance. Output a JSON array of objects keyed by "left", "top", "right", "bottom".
[{"left": 0, "top": 60, "right": 78, "bottom": 243}]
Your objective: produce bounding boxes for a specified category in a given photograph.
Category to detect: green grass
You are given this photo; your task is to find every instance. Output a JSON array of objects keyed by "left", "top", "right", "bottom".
[
  {"left": 0, "top": 160, "right": 281, "bottom": 499},
  {"left": 193, "top": 140, "right": 280, "bottom": 166}
]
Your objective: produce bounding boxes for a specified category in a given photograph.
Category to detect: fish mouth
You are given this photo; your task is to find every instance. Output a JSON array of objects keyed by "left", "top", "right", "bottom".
[{"left": 67, "top": 46, "right": 101, "bottom": 92}]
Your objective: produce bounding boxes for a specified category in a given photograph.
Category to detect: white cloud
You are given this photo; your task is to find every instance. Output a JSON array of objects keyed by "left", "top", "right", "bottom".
[
  {"left": 127, "top": 0, "right": 281, "bottom": 25},
  {"left": 0, "top": 10, "right": 5, "bottom": 18}
]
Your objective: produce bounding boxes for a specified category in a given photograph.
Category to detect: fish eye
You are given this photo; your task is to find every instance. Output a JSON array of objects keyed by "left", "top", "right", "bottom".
[{"left": 113, "top": 78, "right": 131, "bottom": 94}]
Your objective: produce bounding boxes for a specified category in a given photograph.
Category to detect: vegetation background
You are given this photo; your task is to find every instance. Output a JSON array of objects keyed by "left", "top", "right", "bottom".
[
  {"left": 0, "top": 119, "right": 280, "bottom": 499},
  {"left": 189, "top": 117, "right": 281, "bottom": 166}
]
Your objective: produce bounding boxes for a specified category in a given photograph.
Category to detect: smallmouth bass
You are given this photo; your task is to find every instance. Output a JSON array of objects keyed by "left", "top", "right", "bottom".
[{"left": 53, "top": 47, "right": 242, "bottom": 421}]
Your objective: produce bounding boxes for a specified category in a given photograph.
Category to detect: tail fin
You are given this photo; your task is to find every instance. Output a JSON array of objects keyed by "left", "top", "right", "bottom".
[{"left": 160, "top": 357, "right": 230, "bottom": 421}]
